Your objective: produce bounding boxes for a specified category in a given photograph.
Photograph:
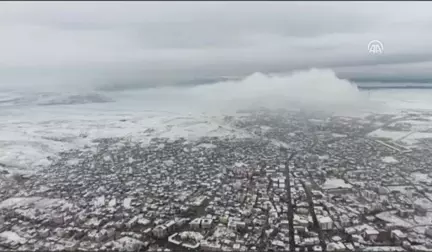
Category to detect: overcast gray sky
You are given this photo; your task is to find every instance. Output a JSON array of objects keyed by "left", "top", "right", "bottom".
[{"left": 1, "top": 1, "right": 432, "bottom": 90}]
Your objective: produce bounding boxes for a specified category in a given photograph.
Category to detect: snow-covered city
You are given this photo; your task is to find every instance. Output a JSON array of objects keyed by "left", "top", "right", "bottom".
[
  {"left": 2, "top": 1, "right": 432, "bottom": 251},
  {"left": 1, "top": 103, "right": 432, "bottom": 252}
]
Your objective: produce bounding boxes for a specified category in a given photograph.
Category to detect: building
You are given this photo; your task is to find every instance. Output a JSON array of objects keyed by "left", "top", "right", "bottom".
[
  {"left": 326, "top": 188, "right": 353, "bottom": 195},
  {"left": 326, "top": 242, "right": 345, "bottom": 251},
  {"left": 227, "top": 217, "right": 245, "bottom": 230},
  {"left": 165, "top": 220, "right": 176, "bottom": 233},
  {"left": 190, "top": 218, "right": 202, "bottom": 230},
  {"left": 362, "top": 190, "right": 378, "bottom": 201},
  {"left": 228, "top": 220, "right": 237, "bottom": 230},
  {"left": 376, "top": 229, "right": 391, "bottom": 243},
  {"left": 398, "top": 209, "right": 415, "bottom": 218},
  {"left": 168, "top": 233, "right": 181, "bottom": 245},
  {"left": 152, "top": 225, "right": 167, "bottom": 238},
  {"left": 318, "top": 216, "right": 333, "bottom": 231},
  {"left": 340, "top": 215, "right": 350, "bottom": 227},
  {"left": 378, "top": 187, "right": 390, "bottom": 195},
  {"left": 313, "top": 245, "right": 323, "bottom": 252},
  {"left": 297, "top": 218, "right": 309, "bottom": 227},
  {"left": 192, "top": 196, "right": 208, "bottom": 207},
  {"left": 280, "top": 220, "right": 290, "bottom": 229},
  {"left": 363, "top": 229, "right": 379, "bottom": 241},
  {"left": 391, "top": 230, "right": 407, "bottom": 245},
  {"left": 294, "top": 225, "right": 307, "bottom": 233},
  {"left": 219, "top": 216, "right": 229, "bottom": 224},
  {"left": 345, "top": 227, "right": 356, "bottom": 235},
  {"left": 237, "top": 221, "right": 246, "bottom": 230},
  {"left": 202, "top": 218, "right": 213, "bottom": 229},
  {"left": 170, "top": 231, "right": 204, "bottom": 250},
  {"left": 183, "top": 242, "right": 200, "bottom": 249},
  {"left": 415, "top": 203, "right": 428, "bottom": 216},
  {"left": 233, "top": 180, "right": 242, "bottom": 190},
  {"left": 425, "top": 227, "right": 432, "bottom": 238},
  {"left": 201, "top": 240, "right": 222, "bottom": 251},
  {"left": 312, "top": 190, "right": 325, "bottom": 199}
]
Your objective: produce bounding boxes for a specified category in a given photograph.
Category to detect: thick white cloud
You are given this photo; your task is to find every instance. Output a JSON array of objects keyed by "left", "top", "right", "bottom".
[{"left": 1, "top": 1, "right": 432, "bottom": 89}]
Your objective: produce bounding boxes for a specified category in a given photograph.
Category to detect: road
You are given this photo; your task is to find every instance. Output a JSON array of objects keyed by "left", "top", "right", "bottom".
[
  {"left": 301, "top": 179, "right": 327, "bottom": 252},
  {"left": 281, "top": 147, "right": 297, "bottom": 251},
  {"left": 300, "top": 138, "right": 327, "bottom": 252}
]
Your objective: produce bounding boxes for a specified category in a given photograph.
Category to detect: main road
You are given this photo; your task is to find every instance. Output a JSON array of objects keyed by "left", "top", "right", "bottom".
[{"left": 281, "top": 146, "right": 297, "bottom": 252}]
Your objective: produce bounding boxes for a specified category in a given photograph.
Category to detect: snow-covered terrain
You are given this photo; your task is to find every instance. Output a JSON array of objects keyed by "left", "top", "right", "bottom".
[
  {"left": 0, "top": 91, "right": 251, "bottom": 170},
  {"left": 322, "top": 178, "right": 353, "bottom": 190},
  {"left": 381, "top": 156, "right": 399, "bottom": 164},
  {"left": 1, "top": 70, "right": 432, "bottom": 171}
]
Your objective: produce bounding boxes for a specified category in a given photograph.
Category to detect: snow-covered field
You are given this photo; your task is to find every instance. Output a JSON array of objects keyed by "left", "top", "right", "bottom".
[
  {"left": 375, "top": 211, "right": 414, "bottom": 229},
  {"left": 368, "top": 89, "right": 432, "bottom": 112},
  {"left": 381, "top": 156, "right": 399, "bottom": 164},
  {"left": 1, "top": 86, "right": 432, "bottom": 171},
  {"left": 365, "top": 90, "right": 432, "bottom": 146},
  {"left": 322, "top": 178, "right": 353, "bottom": 190},
  {"left": 367, "top": 120, "right": 432, "bottom": 146},
  {"left": 0, "top": 90, "right": 254, "bottom": 171}
]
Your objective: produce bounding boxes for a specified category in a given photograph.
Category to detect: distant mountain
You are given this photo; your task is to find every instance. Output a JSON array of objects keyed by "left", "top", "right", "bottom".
[
  {"left": 356, "top": 83, "right": 432, "bottom": 90},
  {"left": 349, "top": 77, "right": 432, "bottom": 89}
]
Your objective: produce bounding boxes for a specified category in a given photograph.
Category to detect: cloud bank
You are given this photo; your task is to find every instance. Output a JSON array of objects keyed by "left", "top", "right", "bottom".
[
  {"left": 1, "top": 2, "right": 432, "bottom": 90},
  {"left": 123, "top": 69, "right": 375, "bottom": 114}
]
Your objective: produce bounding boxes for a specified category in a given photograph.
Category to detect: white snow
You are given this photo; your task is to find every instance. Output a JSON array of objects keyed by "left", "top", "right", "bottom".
[
  {"left": 179, "top": 231, "right": 204, "bottom": 241},
  {"left": 367, "top": 110, "right": 432, "bottom": 146},
  {"left": 381, "top": 156, "right": 399, "bottom": 164},
  {"left": 66, "top": 158, "right": 80, "bottom": 166},
  {"left": 411, "top": 172, "right": 431, "bottom": 183},
  {"left": 234, "top": 162, "right": 247, "bottom": 168},
  {"left": 137, "top": 217, "right": 151, "bottom": 226},
  {"left": 389, "top": 120, "right": 432, "bottom": 131},
  {"left": 362, "top": 246, "right": 405, "bottom": 252},
  {"left": 387, "top": 186, "right": 412, "bottom": 195},
  {"left": 0, "top": 197, "right": 70, "bottom": 211},
  {"left": 15, "top": 208, "right": 38, "bottom": 220},
  {"left": 1, "top": 88, "right": 432, "bottom": 171},
  {"left": 375, "top": 211, "right": 414, "bottom": 228},
  {"left": 93, "top": 196, "right": 106, "bottom": 207},
  {"left": 108, "top": 198, "right": 117, "bottom": 207},
  {"left": 271, "top": 139, "right": 291, "bottom": 149},
  {"left": 0, "top": 231, "right": 26, "bottom": 244},
  {"left": 369, "top": 89, "right": 432, "bottom": 112},
  {"left": 331, "top": 133, "right": 347, "bottom": 138},
  {"left": 123, "top": 198, "right": 132, "bottom": 209},
  {"left": 107, "top": 236, "right": 146, "bottom": 251},
  {"left": 0, "top": 197, "right": 42, "bottom": 209},
  {"left": 197, "top": 143, "right": 217, "bottom": 149},
  {"left": 163, "top": 160, "right": 175, "bottom": 167},
  {"left": 368, "top": 129, "right": 409, "bottom": 141},
  {"left": 0, "top": 100, "right": 250, "bottom": 170},
  {"left": 84, "top": 217, "right": 101, "bottom": 228},
  {"left": 369, "top": 128, "right": 432, "bottom": 146},
  {"left": 414, "top": 198, "right": 432, "bottom": 210},
  {"left": 404, "top": 132, "right": 432, "bottom": 144},
  {"left": 260, "top": 125, "right": 272, "bottom": 133},
  {"left": 318, "top": 155, "right": 329, "bottom": 160},
  {"left": 413, "top": 212, "right": 432, "bottom": 231},
  {"left": 36, "top": 185, "right": 50, "bottom": 193},
  {"left": 322, "top": 178, "right": 352, "bottom": 190}
]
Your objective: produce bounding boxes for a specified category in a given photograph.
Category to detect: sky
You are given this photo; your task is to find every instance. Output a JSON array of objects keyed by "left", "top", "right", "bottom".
[{"left": 1, "top": 1, "right": 432, "bottom": 91}]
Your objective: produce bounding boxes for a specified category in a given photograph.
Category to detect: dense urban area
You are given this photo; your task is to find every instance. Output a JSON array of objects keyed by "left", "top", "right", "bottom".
[{"left": 1, "top": 108, "right": 432, "bottom": 252}]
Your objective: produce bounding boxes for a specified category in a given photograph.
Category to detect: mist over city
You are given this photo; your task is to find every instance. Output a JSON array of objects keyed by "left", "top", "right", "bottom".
[{"left": 1, "top": 2, "right": 432, "bottom": 252}]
